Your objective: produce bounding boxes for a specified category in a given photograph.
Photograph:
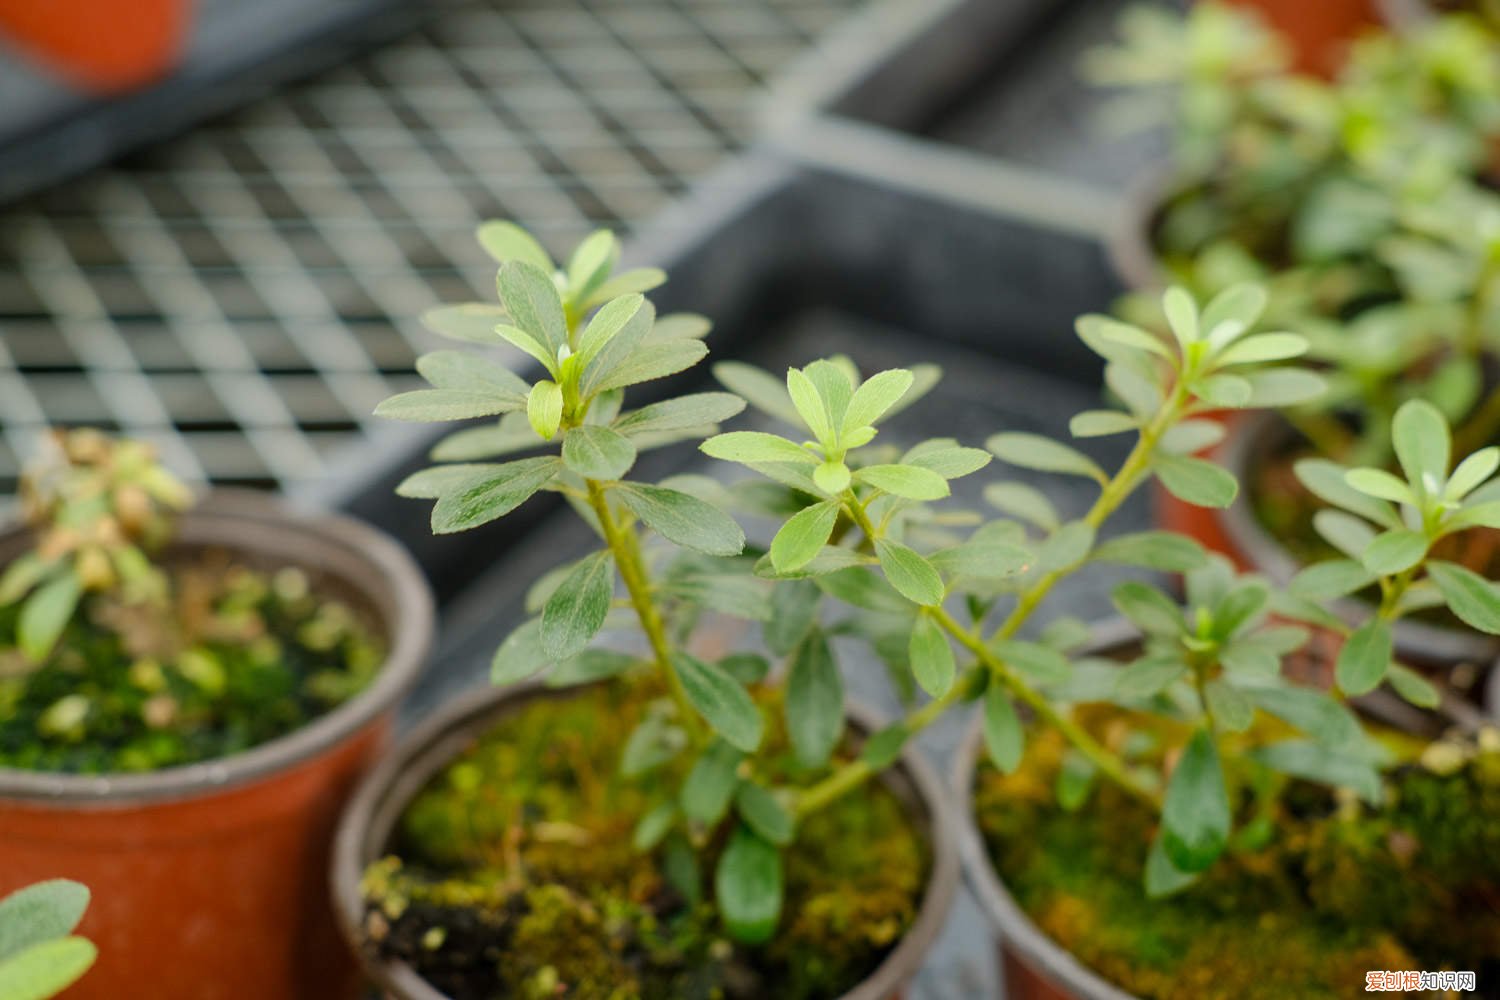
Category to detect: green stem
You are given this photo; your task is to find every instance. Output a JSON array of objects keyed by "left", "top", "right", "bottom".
[{"left": 584, "top": 478, "right": 703, "bottom": 740}]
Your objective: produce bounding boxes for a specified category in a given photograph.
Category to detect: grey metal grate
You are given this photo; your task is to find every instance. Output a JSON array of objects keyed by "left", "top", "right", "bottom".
[{"left": 0, "top": 0, "right": 862, "bottom": 492}]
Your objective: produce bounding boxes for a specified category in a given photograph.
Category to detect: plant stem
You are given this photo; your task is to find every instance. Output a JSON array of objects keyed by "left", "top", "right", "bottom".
[
  {"left": 800, "top": 392, "right": 1190, "bottom": 814},
  {"left": 584, "top": 478, "right": 703, "bottom": 739}
]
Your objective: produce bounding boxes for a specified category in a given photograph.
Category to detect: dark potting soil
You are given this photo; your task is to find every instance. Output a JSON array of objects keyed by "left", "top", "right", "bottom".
[
  {"left": 974, "top": 708, "right": 1500, "bottom": 1000},
  {"left": 359, "top": 681, "right": 931, "bottom": 1000},
  {"left": 0, "top": 552, "right": 385, "bottom": 773}
]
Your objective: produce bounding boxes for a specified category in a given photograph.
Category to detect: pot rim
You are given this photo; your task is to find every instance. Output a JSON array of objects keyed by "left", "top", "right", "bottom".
[
  {"left": 0, "top": 488, "right": 435, "bottom": 805},
  {"left": 1218, "top": 409, "right": 1500, "bottom": 666},
  {"left": 330, "top": 679, "right": 961, "bottom": 1000}
]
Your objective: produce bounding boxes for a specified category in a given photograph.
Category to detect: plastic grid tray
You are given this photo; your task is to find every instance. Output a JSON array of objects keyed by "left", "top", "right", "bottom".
[{"left": 0, "top": 0, "right": 861, "bottom": 494}]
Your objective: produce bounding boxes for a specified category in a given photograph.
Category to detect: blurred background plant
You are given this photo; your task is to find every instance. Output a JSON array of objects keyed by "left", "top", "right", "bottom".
[{"left": 0, "top": 879, "right": 96, "bottom": 1000}]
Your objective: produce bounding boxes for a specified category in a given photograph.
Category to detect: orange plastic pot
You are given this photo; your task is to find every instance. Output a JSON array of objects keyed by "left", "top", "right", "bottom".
[
  {"left": 1217, "top": 0, "right": 1379, "bottom": 77},
  {"left": 0, "top": 491, "right": 434, "bottom": 1000},
  {"left": 0, "top": 0, "right": 190, "bottom": 92}
]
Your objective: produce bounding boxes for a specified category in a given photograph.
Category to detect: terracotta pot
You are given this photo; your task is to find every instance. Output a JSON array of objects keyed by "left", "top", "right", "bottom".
[
  {"left": 330, "top": 682, "right": 960, "bottom": 1000},
  {"left": 1218, "top": 411, "right": 1500, "bottom": 683},
  {"left": 0, "top": 491, "right": 434, "bottom": 1000},
  {"left": 0, "top": 0, "right": 190, "bottom": 93},
  {"left": 951, "top": 618, "right": 1496, "bottom": 1000},
  {"left": 1218, "top": 0, "right": 1379, "bottom": 78}
]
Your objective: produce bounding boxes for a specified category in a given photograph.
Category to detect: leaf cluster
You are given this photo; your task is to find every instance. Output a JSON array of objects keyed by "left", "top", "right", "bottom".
[{"left": 0, "top": 880, "right": 96, "bottom": 1000}]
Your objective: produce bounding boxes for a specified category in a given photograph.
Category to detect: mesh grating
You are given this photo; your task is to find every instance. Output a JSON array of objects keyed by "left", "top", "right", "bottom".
[{"left": 0, "top": 0, "right": 862, "bottom": 492}]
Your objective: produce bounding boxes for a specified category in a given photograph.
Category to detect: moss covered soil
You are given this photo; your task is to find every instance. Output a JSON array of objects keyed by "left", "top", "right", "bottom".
[
  {"left": 974, "top": 712, "right": 1500, "bottom": 1000},
  {"left": 0, "top": 554, "right": 384, "bottom": 773},
  {"left": 359, "top": 681, "right": 930, "bottom": 1000}
]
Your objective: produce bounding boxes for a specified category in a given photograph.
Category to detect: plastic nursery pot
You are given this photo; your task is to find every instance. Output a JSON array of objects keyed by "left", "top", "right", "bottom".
[
  {"left": 949, "top": 619, "right": 1494, "bottom": 1000},
  {"left": 330, "top": 681, "right": 961, "bottom": 1000},
  {"left": 0, "top": 491, "right": 434, "bottom": 1000},
  {"left": 1218, "top": 410, "right": 1500, "bottom": 685},
  {"left": 1218, "top": 0, "right": 1380, "bottom": 78},
  {"left": 0, "top": 0, "right": 190, "bottom": 92}
]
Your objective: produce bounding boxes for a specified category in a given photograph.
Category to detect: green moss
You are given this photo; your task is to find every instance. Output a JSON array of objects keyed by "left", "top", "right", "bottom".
[
  {"left": 360, "top": 681, "right": 929, "bottom": 1000},
  {"left": 974, "top": 717, "right": 1500, "bottom": 1000},
  {"left": 0, "top": 561, "right": 384, "bottom": 772}
]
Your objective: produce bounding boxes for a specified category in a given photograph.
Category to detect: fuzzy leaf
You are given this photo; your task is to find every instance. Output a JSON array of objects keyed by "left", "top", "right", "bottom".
[
  {"left": 0, "top": 937, "right": 96, "bottom": 1000},
  {"left": 716, "top": 826, "right": 782, "bottom": 945},
  {"left": 1154, "top": 454, "right": 1237, "bottom": 508},
  {"left": 982, "top": 685, "right": 1024, "bottom": 773},
  {"left": 769, "top": 501, "right": 840, "bottom": 573},
  {"left": 990, "top": 639, "right": 1071, "bottom": 684},
  {"left": 1361, "top": 529, "right": 1427, "bottom": 577},
  {"left": 1391, "top": 399, "right": 1449, "bottom": 496},
  {"left": 855, "top": 464, "right": 950, "bottom": 501},
  {"left": 430, "top": 457, "right": 561, "bottom": 533},
  {"left": 615, "top": 483, "right": 745, "bottom": 556},
  {"left": 575, "top": 293, "right": 646, "bottom": 367},
  {"left": 0, "top": 881, "right": 89, "bottom": 962},
  {"left": 17, "top": 573, "right": 81, "bottom": 663},
  {"left": 1092, "top": 532, "right": 1206, "bottom": 571},
  {"left": 673, "top": 653, "right": 762, "bottom": 752},
  {"left": 843, "top": 369, "right": 914, "bottom": 431},
  {"left": 909, "top": 613, "right": 956, "bottom": 697},
  {"left": 875, "top": 540, "right": 944, "bottom": 606},
  {"left": 681, "top": 741, "right": 743, "bottom": 827},
  {"left": 735, "top": 783, "right": 794, "bottom": 846},
  {"left": 712, "top": 362, "right": 801, "bottom": 425},
  {"left": 540, "top": 551, "right": 614, "bottom": 660},
  {"left": 490, "top": 618, "right": 551, "bottom": 685},
  {"left": 595, "top": 339, "right": 708, "bottom": 394},
  {"left": 526, "top": 380, "right": 563, "bottom": 440},
  {"left": 988, "top": 432, "right": 1105, "bottom": 482},
  {"left": 562, "top": 425, "right": 637, "bottom": 481},
  {"left": 1294, "top": 459, "right": 1400, "bottom": 529},
  {"left": 497, "top": 261, "right": 568, "bottom": 353},
  {"left": 615, "top": 393, "right": 746, "bottom": 438},
  {"left": 420, "top": 302, "right": 508, "bottom": 345},
  {"left": 375, "top": 389, "right": 520, "bottom": 422},
  {"left": 701, "top": 432, "right": 815, "bottom": 466},
  {"left": 1070, "top": 410, "right": 1138, "bottom": 438},
  {"left": 1427, "top": 561, "right": 1500, "bottom": 634},
  {"left": 983, "top": 483, "right": 1059, "bottom": 530},
  {"left": 477, "top": 220, "right": 552, "bottom": 270},
  {"left": 1336, "top": 620, "right": 1391, "bottom": 696}
]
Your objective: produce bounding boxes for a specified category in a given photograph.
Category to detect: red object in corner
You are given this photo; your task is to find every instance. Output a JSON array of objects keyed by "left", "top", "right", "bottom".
[
  {"left": 0, "top": 0, "right": 190, "bottom": 93},
  {"left": 1219, "top": 0, "right": 1381, "bottom": 77}
]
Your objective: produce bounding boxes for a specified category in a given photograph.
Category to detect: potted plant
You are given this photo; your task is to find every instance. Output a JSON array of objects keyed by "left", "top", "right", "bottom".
[
  {"left": 0, "top": 432, "right": 434, "bottom": 999},
  {"left": 0, "top": 879, "right": 96, "bottom": 999},
  {"left": 1091, "top": 4, "right": 1500, "bottom": 673},
  {"left": 949, "top": 393, "right": 1500, "bottom": 997},
  {"left": 1220, "top": 0, "right": 1380, "bottom": 78},
  {"left": 327, "top": 218, "right": 1340, "bottom": 997}
]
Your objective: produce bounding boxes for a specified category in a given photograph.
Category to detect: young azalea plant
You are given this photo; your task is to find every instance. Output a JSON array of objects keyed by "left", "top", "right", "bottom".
[{"left": 382, "top": 220, "right": 1494, "bottom": 941}]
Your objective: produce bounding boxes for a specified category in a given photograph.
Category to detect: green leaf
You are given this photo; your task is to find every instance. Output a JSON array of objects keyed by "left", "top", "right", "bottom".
[
  {"left": 1361, "top": 530, "right": 1427, "bottom": 577},
  {"left": 769, "top": 500, "right": 840, "bottom": 573},
  {"left": 1391, "top": 399, "right": 1449, "bottom": 497},
  {"left": 615, "top": 483, "right": 745, "bottom": 556},
  {"left": 1161, "top": 729, "right": 1230, "bottom": 873},
  {"left": 785, "top": 629, "right": 843, "bottom": 768},
  {"left": 859, "top": 724, "right": 909, "bottom": 769},
  {"left": 842, "top": 369, "right": 914, "bottom": 431},
  {"left": 1243, "top": 368, "right": 1326, "bottom": 407},
  {"left": 661, "top": 573, "right": 772, "bottom": 622},
  {"left": 1092, "top": 531, "right": 1206, "bottom": 571},
  {"left": 632, "top": 802, "right": 677, "bottom": 851},
  {"left": 673, "top": 653, "right": 762, "bottom": 752},
  {"left": 17, "top": 573, "right": 81, "bottom": 663},
  {"left": 903, "top": 440, "right": 991, "bottom": 479},
  {"left": 1446, "top": 447, "right": 1499, "bottom": 500},
  {"left": 983, "top": 482, "right": 1059, "bottom": 530},
  {"left": 804, "top": 360, "right": 854, "bottom": 432},
  {"left": 566, "top": 229, "right": 618, "bottom": 303},
  {"left": 1250, "top": 740, "right": 1382, "bottom": 803},
  {"left": 420, "top": 302, "right": 508, "bottom": 345},
  {"left": 595, "top": 339, "right": 709, "bottom": 394},
  {"left": 526, "top": 380, "right": 563, "bottom": 440},
  {"left": 1245, "top": 686, "right": 1362, "bottom": 747},
  {"left": 812, "top": 461, "right": 851, "bottom": 494},
  {"left": 1313, "top": 510, "right": 1377, "bottom": 559},
  {"left": 990, "top": 639, "right": 1071, "bottom": 684},
  {"left": 1427, "top": 561, "right": 1500, "bottom": 634},
  {"left": 1194, "top": 374, "right": 1252, "bottom": 408},
  {"left": 1070, "top": 410, "right": 1138, "bottom": 438},
  {"left": 701, "top": 431, "right": 816, "bottom": 466},
  {"left": 575, "top": 293, "right": 646, "bottom": 367},
  {"left": 375, "top": 388, "right": 521, "bottom": 422},
  {"left": 1115, "top": 655, "right": 1187, "bottom": 699},
  {"left": 1214, "top": 332, "right": 1307, "bottom": 366},
  {"left": 712, "top": 362, "right": 801, "bottom": 426},
  {"left": 0, "top": 881, "right": 89, "bottom": 962},
  {"left": 681, "top": 740, "right": 743, "bottom": 826},
  {"left": 1289, "top": 559, "right": 1375, "bottom": 600},
  {"left": 1111, "top": 581, "right": 1182, "bottom": 636},
  {"left": 1336, "top": 620, "right": 1392, "bottom": 696},
  {"left": 589, "top": 268, "right": 668, "bottom": 309},
  {"left": 1056, "top": 750, "right": 1096, "bottom": 811},
  {"left": 1162, "top": 286, "right": 1201, "bottom": 347},
  {"left": 416, "top": 350, "right": 530, "bottom": 398},
  {"left": 621, "top": 712, "right": 688, "bottom": 777},
  {"left": 735, "top": 783, "right": 794, "bottom": 846},
  {"left": 430, "top": 457, "right": 561, "bottom": 533},
  {"left": 490, "top": 618, "right": 551, "bottom": 685},
  {"left": 540, "top": 551, "right": 614, "bottom": 660},
  {"left": 856, "top": 464, "right": 949, "bottom": 501},
  {"left": 1203, "top": 679, "right": 1254, "bottom": 732},
  {"left": 1387, "top": 663, "right": 1441, "bottom": 708},
  {"left": 493, "top": 323, "right": 558, "bottom": 375},
  {"left": 562, "top": 425, "right": 636, "bottom": 481},
  {"left": 988, "top": 432, "right": 1105, "bottom": 482},
  {"left": 1294, "top": 459, "right": 1400, "bottom": 529},
  {"left": 929, "top": 539, "right": 1032, "bottom": 581},
  {"left": 497, "top": 261, "right": 568, "bottom": 354},
  {"left": 786, "top": 368, "right": 832, "bottom": 445},
  {"left": 0, "top": 937, "right": 96, "bottom": 1000},
  {"left": 579, "top": 298, "right": 655, "bottom": 397},
  {"left": 908, "top": 613, "right": 956, "bottom": 697},
  {"left": 982, "top": 684, "right": 1024, "bottom": 773},
  {"left": 547, "top": 649, "right": 638, "bottom": 687},
  {"left": 875, "top": 540, "right": 945, "bottom": 606},
  {"left": 1154, "top": 454, "right": 1237, "bottom": 509},
  {"left": 476, "top": 220, "right": 553, "bottom": 270},
  {"left": 1036, "top": 521, "right": 1096, "bottom": 573},
  {"left": 1144, "top": 833, "right": 1199, "bottom": 898},
  {"left": 765, "top": 579, "right": 820, "bottom": 656},
  {"left": 614, "top": 393, "right": 746, "bottom": 438},
  {"left": 1344, "top": 468, "right": 1415, "bottom": 505},
  {"left": 715, "top": 826, "right": 782, "bottom": 945}
]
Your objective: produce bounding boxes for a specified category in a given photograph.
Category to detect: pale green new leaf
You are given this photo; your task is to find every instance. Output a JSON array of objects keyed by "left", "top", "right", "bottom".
[
  {"left": 875, "top": 540, "right": 944, "bottom": 606},
  {"left": 595, "top": 339, "right": 709, "bottom": 393},
  {"left": 526, "top": 380, "right": 564, "bottom": 440},
  {"left": 769, "top": 500, "right": 841, "bottom": 573},
  {"left": 842, "top": 369, "right": 914, "bottom": 431},
  {"left": 988, "top": 432, "right": 1106, "bottom": 483},
  {"left": 562, "top": 425, "right": 637, "bottom": 480},
  {"left": 497, "top": 261, "right": 568, "bottom": 354},
  {"left": 855, "top": 464, "right": 950, "bottom": 501},
  {"left": 477, "top": 220, "right": 553, "bottom": 270},
  {"left": 18, "top": 573, "right": 81, "bottom": 663}
]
